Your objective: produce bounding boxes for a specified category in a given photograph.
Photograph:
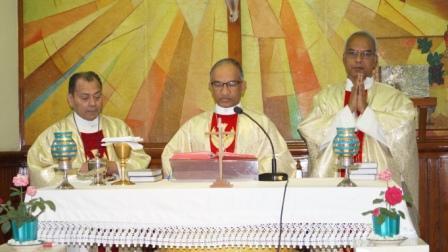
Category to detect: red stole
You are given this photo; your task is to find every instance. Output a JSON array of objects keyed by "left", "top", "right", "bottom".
[
  {"left": 210, "top": 113, "right": 238, "bottom": 154},
  {"left": 80, "top": 130, "right": 108, "bottom": 159},
  {"left": 343, "top": 91, "right": 365, "bottom": 163},
  {"left": 80, "top": 130, "right": 114, "bottom": 252}
]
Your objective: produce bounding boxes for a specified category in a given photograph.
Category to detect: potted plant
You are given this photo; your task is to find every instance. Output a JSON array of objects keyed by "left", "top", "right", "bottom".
[
  {"left": 0, "top": 174, "right": 55, "bottom": 242},
  {"left": 362, "top": 169, "right": 412, "bottom": 237}
]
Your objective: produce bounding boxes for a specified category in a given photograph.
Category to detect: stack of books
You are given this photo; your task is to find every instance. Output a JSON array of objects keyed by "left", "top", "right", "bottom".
[
  {"left": 127, "top": 169, "right": 162, "bottom": 183},
  {"left": 350, "top": 163, "right": 378, "bottom": 180}
]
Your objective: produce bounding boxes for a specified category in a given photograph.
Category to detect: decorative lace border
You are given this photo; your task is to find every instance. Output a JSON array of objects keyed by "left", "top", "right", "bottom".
[{"left": 37, "top": 222, "right": 377, "bottom": 248}]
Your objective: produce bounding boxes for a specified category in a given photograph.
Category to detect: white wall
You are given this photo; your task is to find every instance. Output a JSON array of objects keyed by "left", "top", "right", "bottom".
[{"left": 0, "top": 1, "right": 20, "bottom": 151}]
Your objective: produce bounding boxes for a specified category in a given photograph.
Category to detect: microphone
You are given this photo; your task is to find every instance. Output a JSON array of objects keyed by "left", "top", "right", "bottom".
[{"left": 233, "top": 106, "right": 288, "bottom": 181}]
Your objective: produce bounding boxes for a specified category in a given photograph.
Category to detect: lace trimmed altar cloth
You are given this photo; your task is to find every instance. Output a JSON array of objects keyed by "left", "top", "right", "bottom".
[{"left": 30, "top": 178, "right": 417, "bottom": 248}]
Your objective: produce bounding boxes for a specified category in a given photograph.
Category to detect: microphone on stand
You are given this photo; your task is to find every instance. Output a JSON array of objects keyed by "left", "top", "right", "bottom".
[{"left": 233, "top": 106, "right": 288, "bottom": 181}]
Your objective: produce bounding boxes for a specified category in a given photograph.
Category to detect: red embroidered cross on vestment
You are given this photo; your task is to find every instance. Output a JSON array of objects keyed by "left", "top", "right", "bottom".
[
  {"left": 80, "top": 130, "right": 108, "bottom": 159},
  {"left": 209, "top": 113, "right": 238, "bottom": 154}
]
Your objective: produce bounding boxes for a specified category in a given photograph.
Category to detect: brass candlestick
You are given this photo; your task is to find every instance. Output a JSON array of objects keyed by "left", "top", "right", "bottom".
[{"left": 112, "top": 143, "right": 135, "bottom": 185}]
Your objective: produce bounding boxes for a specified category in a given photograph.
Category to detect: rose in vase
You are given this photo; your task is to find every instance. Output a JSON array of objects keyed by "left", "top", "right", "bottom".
[
  {"left": 0, "top": 174, "right": 55, "bottom": 234},
  {"left": 362, "top": 169, "right": 412, "bottom": 224}
]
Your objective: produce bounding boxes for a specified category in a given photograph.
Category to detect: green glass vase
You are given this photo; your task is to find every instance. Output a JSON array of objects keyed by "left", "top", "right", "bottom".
[
  {"left": 372, "top": 215, "right": 400, "bottom": 237},
  {"left": 51, "top": 131, "right": 77, "bottom": 189},
  {"left": 11, "top": 219, "right": 38, "bottom": 242}
]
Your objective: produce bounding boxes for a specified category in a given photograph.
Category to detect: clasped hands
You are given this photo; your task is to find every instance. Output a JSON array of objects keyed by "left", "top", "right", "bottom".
[{"left": 349, "top": 73, "right": 368, "bottom": 114}]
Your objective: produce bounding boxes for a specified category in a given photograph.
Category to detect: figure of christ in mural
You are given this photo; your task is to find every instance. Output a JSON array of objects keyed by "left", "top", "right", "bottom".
[
  {"left": 299, "top": 31, "right": 419, "bottom": 226},
  {"left": 162, "top": 58, "right": 296, "bottom": 179},
  {"left": 27, "top": 71, "right": 151, "bottom": 188}
]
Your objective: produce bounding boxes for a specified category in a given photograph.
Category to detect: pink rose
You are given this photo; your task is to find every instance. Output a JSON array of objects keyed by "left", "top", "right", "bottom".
[
  {"left": 26, "top": 186, "right": 37, "bottom": 197},
  {"left": 12, "top": 174, "right": 29, "bottom": 187},
  {"left": 385, "top": 186, "right": 403, "bottom": 206},
  {"left": 372, "top": 208, "right": 380, "bottom": 217},
  {"left": 377, "top": 169, "right": 392, "bottom": 181}
]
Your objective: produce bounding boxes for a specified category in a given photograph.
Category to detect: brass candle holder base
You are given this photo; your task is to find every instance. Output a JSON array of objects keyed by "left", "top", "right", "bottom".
[
  {"left": 337, "top": 162, "right": 357, "bottom": 187},
  {"left": 56, "top": 179, "right": 75, "bottom": 189},
  {"left": 337, "top": 176, "right": 357, "bottom": 187},
  {"left": 56, "top": 160, "right": 75, "bottom": 190},
  {"left": 112, "top": 179, "right": 135, "bottom": 185},
  {"left": 210, "top": 178, "right": 233, "bottom": 188}
]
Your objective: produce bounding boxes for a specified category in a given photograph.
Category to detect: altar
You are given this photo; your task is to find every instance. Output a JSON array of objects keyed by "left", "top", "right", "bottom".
[{"left": 32, "top": 178, "right": 418, "bottom": 249}]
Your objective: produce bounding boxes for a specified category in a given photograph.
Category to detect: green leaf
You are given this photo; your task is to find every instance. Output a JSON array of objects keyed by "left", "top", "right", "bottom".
[
  {"left": 30, "top": 203, "right": 37, "bottom": 212},
  {"left": 377, "top": 215, "right": 385, "bottom": 225},
  {"left": 35, "top": 202, "right": 45, "bottom": 213},
  {"left": 45, "top": 201, "right": 56, "bottom": 211},
  {"left": 428, "top": 52, "right": 443, "bottom": 66},
  {"left": 10, "top": 187, "right": 20, "bottom": 193},
  {"left": 383, "top": 210, "right": 393, "bottom": 217},
  {"left": 417, "top": 38, "right": 432, "bottom": 54},
  {"left": 362, "top": 210, "right": 373, "bottom": 216},
  {"left": 1, "top": 221, "right": 11, "bottom": 234},
  {"left": 9, "top": 191, "right": 21, "bottom": 197},
  {"left": 373, "top": 198, "right": 384, "bottom": 204},
  {"left": 403, "top": 194, "right": 413, "bottom": 205},
  {"left": 398, "top": 210, "right": 405, "bottom": 219}
]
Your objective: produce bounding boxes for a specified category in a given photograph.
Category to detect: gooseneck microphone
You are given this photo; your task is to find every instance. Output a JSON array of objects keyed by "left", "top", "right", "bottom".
[{"left": 233, "top": 106, "right": 288, "bottom": 181}]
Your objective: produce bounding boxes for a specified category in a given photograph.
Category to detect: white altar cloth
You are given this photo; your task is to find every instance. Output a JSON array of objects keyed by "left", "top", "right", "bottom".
[{"left": 32, "top": 178, "right": 417, "bottom": 248}]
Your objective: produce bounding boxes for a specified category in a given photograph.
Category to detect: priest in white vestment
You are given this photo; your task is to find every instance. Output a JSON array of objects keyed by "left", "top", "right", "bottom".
[
  {"left": 28, "top": 71, "right": 151, "bottom": 188},
  {"left": 162, "top": 58, "right": 296, "bottom": 179},
  {"left": 298, "top": 31, "right": 419, "bottom": 225}
]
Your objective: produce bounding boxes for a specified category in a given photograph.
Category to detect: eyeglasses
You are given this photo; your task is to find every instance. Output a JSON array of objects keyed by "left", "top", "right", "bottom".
[
  {"left": 345, "top": 50, "right": 376, "bottom": 59},
  {"left": 210, "top": 80, "right": 242, "bottom": 89}
]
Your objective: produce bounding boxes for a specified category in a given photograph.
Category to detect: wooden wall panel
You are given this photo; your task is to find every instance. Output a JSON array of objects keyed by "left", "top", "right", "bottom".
[
  {"left": 418, "top": 140, "right": 448, "bottom": 252},
  {"left": 440, "top": 158, "right": 448, "bottom": 252}
]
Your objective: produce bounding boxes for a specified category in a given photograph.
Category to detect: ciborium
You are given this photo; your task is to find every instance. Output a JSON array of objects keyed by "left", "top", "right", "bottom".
[
  {"left": 87, "top": 154, "right": 106, "bottom": 186},
  {"left": 51, "top": 131, "right": 77, "bottom": 189},
  {"left": 112, "top": 142, "right": 135, "bottom": 185},
  {"left": 333, "top": 127, "right": 360, "bottom": 187}
]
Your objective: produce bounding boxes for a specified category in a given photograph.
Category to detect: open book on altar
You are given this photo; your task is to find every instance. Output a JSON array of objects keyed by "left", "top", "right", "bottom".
[{"left": 170, "top": 152, "right": 258, "bottom": 181}]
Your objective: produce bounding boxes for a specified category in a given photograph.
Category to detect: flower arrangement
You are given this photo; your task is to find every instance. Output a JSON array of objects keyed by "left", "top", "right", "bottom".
[
  {"left": 362, "top": 169, "right": 412, "bottom": 224},
  {"left": 0, "top": 174, "right": 55, "bottom": 234}
]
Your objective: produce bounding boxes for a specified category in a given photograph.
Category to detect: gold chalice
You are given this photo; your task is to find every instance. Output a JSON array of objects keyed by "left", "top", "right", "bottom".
[{"left": 112, "top": 142, "right": 135, "bottom": 185}]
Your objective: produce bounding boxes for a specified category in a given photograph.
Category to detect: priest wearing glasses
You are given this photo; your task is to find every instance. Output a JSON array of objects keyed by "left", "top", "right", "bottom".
[
  {"left": 162, "top": 58, "right": 296, "bottom": 178},
  {"left": 298, "top": 31, "right": 419, "bottom": 224},
  {"left": 28, "top": 71, "right": 151, "bottom": 187}
]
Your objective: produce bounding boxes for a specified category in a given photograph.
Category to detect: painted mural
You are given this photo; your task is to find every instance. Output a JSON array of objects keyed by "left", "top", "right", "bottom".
[{"left": 22, "top": 0, "right": 448, "bottom": 144}]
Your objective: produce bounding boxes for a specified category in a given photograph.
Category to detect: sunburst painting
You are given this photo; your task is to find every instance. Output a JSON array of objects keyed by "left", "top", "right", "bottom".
[{"left": 22, "top": 0, "right": 448, "bottom": 144}]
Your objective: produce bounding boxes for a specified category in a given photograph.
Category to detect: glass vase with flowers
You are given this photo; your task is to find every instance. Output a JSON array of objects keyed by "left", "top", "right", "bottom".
[
  {"left": 362, "top": 169, "right": 412, "bottom": 237},
  {"left": 0, "top": 174, "right": 55, "bottom": 242}
]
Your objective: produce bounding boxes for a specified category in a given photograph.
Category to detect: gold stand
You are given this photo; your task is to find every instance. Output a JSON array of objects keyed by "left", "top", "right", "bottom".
[{"left": 112, "top": 143, "right": 135, "bottom": 186}]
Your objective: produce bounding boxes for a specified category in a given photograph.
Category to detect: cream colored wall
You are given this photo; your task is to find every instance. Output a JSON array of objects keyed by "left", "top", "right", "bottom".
[{"left": 0, "top": 1, "right": 20, "bottom": 151}]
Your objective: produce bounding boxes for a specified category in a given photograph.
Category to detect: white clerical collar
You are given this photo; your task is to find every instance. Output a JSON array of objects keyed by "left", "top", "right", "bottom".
[
  {"left": 345, "top": 77, "right": 374, "bottom": 91},
  {"left": 214, "top": 103, "right": 241, "bottom": 115},
  {"left": 73, "top": 112, "right": 100, "bottom": 133}
]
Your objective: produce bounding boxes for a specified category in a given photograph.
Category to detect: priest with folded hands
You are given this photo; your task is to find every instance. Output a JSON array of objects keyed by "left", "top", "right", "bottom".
[
  {"left": 27, "top": 71, "right": 151, "bottom": 188},
  {"left": 161, "top": 58, "right": 296, "bottom": 178}
]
